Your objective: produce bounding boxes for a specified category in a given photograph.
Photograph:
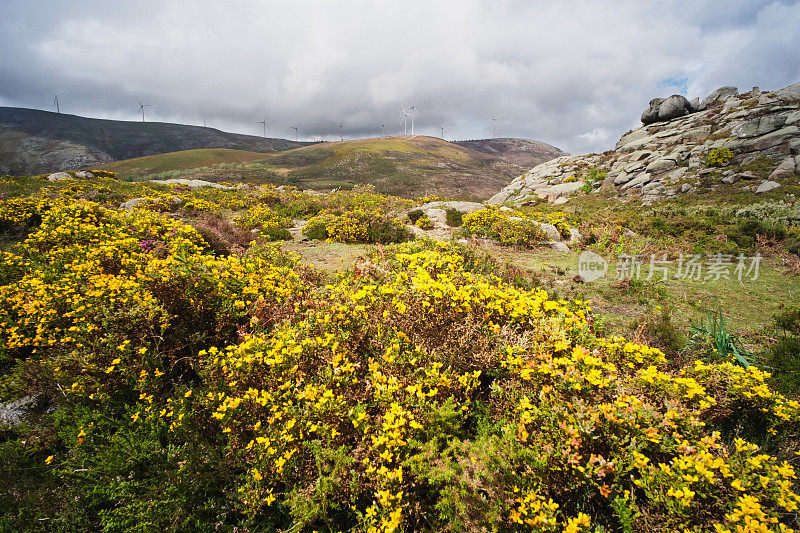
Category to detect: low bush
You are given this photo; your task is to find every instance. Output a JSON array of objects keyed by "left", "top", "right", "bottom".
[
  {"left": 445, "top": 207, "right": 463, "bottom": 227},
  {"left": 304, "top": 209, "right": 411, "bottom": 244},
  {"left": 705, "top": 148, "right": 734, "bottom": 167},
  {"left": 233, "top": 205, "right": 293, "bottom": 241},
  {"left": 407, "top": 209, "right": 424, "bottom": 223},
  {"left": 415, "top": 215, "right": 433, "bottom": 229},
  {"left": 463, "top": 208, "right": 547, "bottom": 247}
]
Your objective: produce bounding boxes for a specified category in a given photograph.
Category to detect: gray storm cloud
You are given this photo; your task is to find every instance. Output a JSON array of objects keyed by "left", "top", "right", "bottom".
[{"left": 1, "top": 0, "right": 799, "bottom": 153}]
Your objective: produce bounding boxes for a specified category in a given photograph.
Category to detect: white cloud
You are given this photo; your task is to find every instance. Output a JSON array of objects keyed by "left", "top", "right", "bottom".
[{"left": 1, "top": 0, "right": 798, "bottom": 154}]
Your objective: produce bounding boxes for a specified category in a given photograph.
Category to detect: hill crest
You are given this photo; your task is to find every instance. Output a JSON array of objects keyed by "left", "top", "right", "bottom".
[{"left": 0, "top": 107, "right": 310, "bottom": 175}]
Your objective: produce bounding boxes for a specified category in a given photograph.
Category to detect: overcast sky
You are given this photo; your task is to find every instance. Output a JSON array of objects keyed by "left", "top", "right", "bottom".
[{"left": 1, "top": 0, "right": 799, "bottom": 153}]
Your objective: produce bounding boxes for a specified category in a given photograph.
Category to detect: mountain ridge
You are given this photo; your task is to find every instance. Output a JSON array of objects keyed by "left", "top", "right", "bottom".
[{"left": 0, "top": 107, "right": 311, "bottom": 175}]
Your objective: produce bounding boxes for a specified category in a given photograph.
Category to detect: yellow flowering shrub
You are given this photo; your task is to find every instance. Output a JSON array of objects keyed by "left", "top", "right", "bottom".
[
  {"left": 233, "top": 204, "right": 292, "bottom": 240},
  {"left": 1, "top": 178, "right": 799, "bottom": 532},
  {"left": 462, "top": 207, "right": 547, "bottom": 246}
]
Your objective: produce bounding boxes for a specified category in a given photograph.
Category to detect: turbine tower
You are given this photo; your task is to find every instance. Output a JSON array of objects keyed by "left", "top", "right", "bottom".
[
  {"left": 290, "top": 124, "right": 300, "bottom": 142},
  {"left": 137, "top": 99, "right": 150, "bottom": 123},
  {"left": 381, "top": 123, "right": 386, "bottom": 137},
  {"left": 400, "top": 106, "right": 410, "bottom": 135},
  {"left": 258, "top": 114, "right": 269, "bottom": 138},
  {"left": 339, "top": 122, "right": 344, "bottom": 141},
  {"left": 53, "top": 93, "right": 65, "bottom": 114},
  {"left": 491, "top": 114, "right": 502, "bottom": 138},
  {"left": 439, "top": 125, "right": 444, "bottom": 140},
  {"left": 409, "top": 105, "right": 416, "bottom": 135}
]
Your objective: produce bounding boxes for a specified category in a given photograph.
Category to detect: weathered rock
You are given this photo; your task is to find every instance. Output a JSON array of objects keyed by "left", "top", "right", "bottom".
[
  {"left": 699, "top": 86, "right": 738, "bottom": 109},
  {"left": 775, "top": 81, "right": 800, "bottom": 103},
  {"left": 641, "top": 98, "right": 664, "bottom": 125},
  {"left": 658, "top": 95, "right": 694, "bottom": 122},
  {"left": 756, "top": 180, "right": 781, "bottom": 193},
  {"left": 621, "top": 173, "right": 652, "bottom": 190},
  {"left": 419, "top": 201, "right": 485, "bottom": 214},
  {"left": 150, "top": 178, "right": 235, "bottom": 189},
  {"left": 0, "top": 394, "right": 52, "bottom": 426},
  {"left": 641, "top": 95, "right": 694, "bottom": 125},
  {"left": 550, "top": 242, "right": 570, "bottom": 253},
  {"left": 491, "top": 79, "right": 800, "bottom": 206},
  {"left": 47, "top": 171, "right": 72, "bottom": 181},
  {"left": 424, "top": 208, "right": 447, "bottom": 226},
  {"left": 74, "top": 170, "right": 94, "bottom": 179},
  {"left": 645, "top": 157, "right": 677, "bottom": 174},
  {"left": 769, "top": 157, "right": 798, "bottom": 180},
  {"left": 536, "top": 223, "right": 562, "bottom": 242},
  {"left": 120, "top": 198, "right": 149, "bottom": 210}
]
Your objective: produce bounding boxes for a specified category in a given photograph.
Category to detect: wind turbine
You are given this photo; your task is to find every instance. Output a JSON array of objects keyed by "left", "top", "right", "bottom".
[
  {"left": 381, "top": 123, "right": 387, "bottom": 137},
  {"left": 409, "top": 105, "right": 417, "bottom": 135},
  {"left": 290, "top": 124, "right": 300, "bottom": 142},
  {"left": 258, "top": 114, "right": 269, "bottom": 138},
  {"left": 400, "top": 106, "right": 410, "bottom": 135},
  {"left": 439, "top": 125, "right": 444, "bottom": 140},
  {"left": 53, "top": 93, "right": 65, "bottom": 114},
  {"left": 137, "top": 99, "right": 150, "bottom": 123},
  {"left": 202, "top": 114, "right": 207, "bottom": 128},
  {"left": 491, "top": 114, "right": 502, "bottom": 138},
  {"left": 339, "top": 122, "right": 344, "bottom": 141}
]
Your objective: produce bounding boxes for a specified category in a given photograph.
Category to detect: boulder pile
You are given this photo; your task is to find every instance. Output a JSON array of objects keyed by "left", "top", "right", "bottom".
[{"left": 490, "top": 81, "right": 800, "bottom": 206}]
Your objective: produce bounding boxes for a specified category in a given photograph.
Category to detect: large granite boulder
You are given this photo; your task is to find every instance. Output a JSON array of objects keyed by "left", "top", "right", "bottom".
[{"left": 641, "top": 95, "right": 695, "bottom": 124}]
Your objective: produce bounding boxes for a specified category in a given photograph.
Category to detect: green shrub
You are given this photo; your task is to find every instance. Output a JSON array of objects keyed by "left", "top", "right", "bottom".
[
  {"left": 407, "top": 209, "right": 424, "bottom": 223},
  {"left": 445, "top": 208, "right": 462, "bottom": 227}
]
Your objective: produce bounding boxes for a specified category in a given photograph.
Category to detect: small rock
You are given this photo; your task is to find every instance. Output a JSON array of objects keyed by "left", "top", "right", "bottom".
[
  {"left": 756, "top": 180, "right": 781, "bottom": 193},
  {"left": 552, "top": 197, "right": 569, "bottom": 206},
  {"left": 0, "top": 394, "right": 51, "bottom": 426},
  {"left": 568, "top": 228, "right": 582, "bottom": 244},
  {"left": 699, "top": 86, "right": 739, "bottom": 109},
  {"left": 47, "top": 172, "right": 73, "bottom": 181},
  {"left": 538, "top": 223, "right": 562, "bottom": 242},
  {"left": 721, "top": 175, "right": 740, "bottom": 184},
  {"left": 739, "top": 171, "right": 757, "bottom": 180},
  {"left": 769, "top": 157, "right": 798, "bottom": 180},
  {"left": 120, "top": 198, "right": 149, "bottom": 210},
  {"left": 74, "top": 170, "right": 94, "bottom": 179},
  {"left": 550, "top": 242, "right": 570, "bottom": 253},
  {"left": 680, "top": 183, "right": 694, "bottom": 193}
]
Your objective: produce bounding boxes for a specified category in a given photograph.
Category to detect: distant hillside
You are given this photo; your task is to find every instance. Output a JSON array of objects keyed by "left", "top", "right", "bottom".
[
  {"left": 100, "top": 136, "right": 539, "bottom": 201},
  {"left": 0, "top": 107, "right": 310, "bottom": 175},
  {"left": 454, "top": 138, "right": 565, "bottom": 169}
]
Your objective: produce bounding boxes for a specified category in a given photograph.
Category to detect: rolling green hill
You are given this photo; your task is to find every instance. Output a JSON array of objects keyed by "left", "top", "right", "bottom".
[
  {"left": 0, "top": 107, "right": 310, "bottom": 175},
  {"left": 100, "top": 136, "right": 540, "bottom": 200}
]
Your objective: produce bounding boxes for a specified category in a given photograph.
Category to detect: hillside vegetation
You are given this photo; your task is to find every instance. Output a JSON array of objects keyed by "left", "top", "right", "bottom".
[
  {"left": 1, "top": 172, "right": 800, "bottom": 532},
  {"left": 99, "top": 136, "right": 533, "bottom": 200}
]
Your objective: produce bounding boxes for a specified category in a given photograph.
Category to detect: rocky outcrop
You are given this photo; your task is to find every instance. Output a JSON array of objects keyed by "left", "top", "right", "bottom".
[
  {"left": 642, "top": 95, "right": 696, "bottom": 125},
  {"left": 490, "top": 81, "right": 800, "bottom": 206}
]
